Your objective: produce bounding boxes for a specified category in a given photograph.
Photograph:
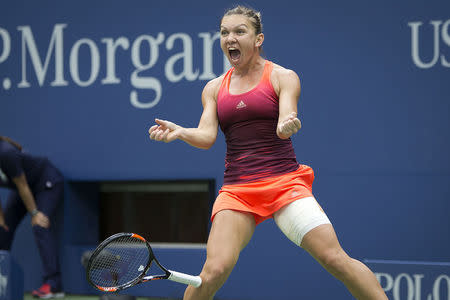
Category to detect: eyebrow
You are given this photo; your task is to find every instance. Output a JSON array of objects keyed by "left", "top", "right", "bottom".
[{"left": 220, "top": 23, "right": 249, "bottom": 30}]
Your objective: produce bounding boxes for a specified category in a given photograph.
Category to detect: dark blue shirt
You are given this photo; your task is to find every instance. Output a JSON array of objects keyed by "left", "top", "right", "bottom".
[{"left": 0, "top": 140, "right": 61, "bottom": 191}]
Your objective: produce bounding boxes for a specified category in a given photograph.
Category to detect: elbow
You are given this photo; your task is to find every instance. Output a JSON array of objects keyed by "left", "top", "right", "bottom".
[
  {"left": 200, "top": 142, "right": 215, "bottom": 150},
  {"left": 201, "top": 136, "right": 216, "bottom": 149},
  {"left": 197, "top": 144, "right": 213, "bottom": 150}
]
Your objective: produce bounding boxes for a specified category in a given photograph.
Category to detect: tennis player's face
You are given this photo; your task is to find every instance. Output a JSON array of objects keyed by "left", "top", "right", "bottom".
[{"left": 220, "top": 15, "right": 260, "bottom": 66}]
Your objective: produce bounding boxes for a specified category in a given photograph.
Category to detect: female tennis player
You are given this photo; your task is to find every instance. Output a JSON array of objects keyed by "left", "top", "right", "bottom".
[{"left": 149, "top": 5, "right": 388, "bottom": 300}]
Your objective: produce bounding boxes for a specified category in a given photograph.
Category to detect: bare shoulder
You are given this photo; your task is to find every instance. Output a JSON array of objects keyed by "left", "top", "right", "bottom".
[
  {"left": 202, "top": 75, "right": 225, "bottom": 101},
  {"left": 271, "top": 63, "right": 300, "bottom": 83},
  {"left": 270, "top": 63, "right": 300, "bottom": 95}
]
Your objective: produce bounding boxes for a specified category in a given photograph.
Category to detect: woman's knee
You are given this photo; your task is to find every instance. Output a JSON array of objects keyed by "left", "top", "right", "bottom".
[
  {"left": 318, "top": 248, "right": 351, "bottom": 278},
  {"left": 201, "top": 258, "right": 236, "bottom": 288}
]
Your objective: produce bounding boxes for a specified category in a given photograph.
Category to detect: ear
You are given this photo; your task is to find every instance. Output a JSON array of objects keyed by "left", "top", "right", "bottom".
[{"left": 255, "top": 33, "right": 264, "bottom": 48}]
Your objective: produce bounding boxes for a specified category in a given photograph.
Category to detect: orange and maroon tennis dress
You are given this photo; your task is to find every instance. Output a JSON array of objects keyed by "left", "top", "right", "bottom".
[{"left": 212, "top": 60, "right": 314, "bottom": 224}]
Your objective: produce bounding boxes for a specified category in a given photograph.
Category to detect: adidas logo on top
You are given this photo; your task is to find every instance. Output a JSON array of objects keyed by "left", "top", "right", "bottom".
[{"left": 236, "top": 100, "right": 247, "bottom": 109}]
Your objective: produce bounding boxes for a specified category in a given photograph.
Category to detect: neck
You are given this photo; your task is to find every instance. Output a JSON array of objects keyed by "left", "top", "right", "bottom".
[{"left": 233, "top": 55, "right": 265, "bottom": 76}]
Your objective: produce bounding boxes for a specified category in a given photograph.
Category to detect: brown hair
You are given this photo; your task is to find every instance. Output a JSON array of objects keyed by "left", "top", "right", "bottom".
[
  {"left": 0, "top": 136, "right": 23, "bottom": 151},
  {"left": 222, "top": 5, "right": 263, "bottom": 35}
]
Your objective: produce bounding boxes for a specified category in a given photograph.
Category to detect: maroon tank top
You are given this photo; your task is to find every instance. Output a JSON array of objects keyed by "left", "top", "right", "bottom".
[{"left": 217, "top": 60, "right": 299, "bottom": 184}]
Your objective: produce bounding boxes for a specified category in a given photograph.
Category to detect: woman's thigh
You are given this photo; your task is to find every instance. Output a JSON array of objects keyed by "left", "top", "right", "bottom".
[
  {"left": 205, "top": 209, "right": 256, "bottom": 267},
  {"left": 274, "top": 196, "right": 331, "bottom": 247}
]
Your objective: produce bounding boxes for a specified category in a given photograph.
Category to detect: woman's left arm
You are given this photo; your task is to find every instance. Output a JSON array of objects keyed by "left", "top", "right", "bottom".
[{"left": 275, "top": 68, "right": 302, "bottom": 139}]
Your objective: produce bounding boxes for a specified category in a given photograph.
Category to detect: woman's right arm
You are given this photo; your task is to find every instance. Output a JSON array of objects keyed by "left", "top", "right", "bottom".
[{"left": 148, "top": 78, "right": 220, "bottom": 149}]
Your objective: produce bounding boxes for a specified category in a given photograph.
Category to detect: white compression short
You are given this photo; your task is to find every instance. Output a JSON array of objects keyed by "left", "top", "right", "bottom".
[{"left": 273, "top": 196, "right": 331, "bottom": 247}]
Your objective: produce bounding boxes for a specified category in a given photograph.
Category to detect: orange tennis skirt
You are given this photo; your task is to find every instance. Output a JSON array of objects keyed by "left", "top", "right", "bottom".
[{"left": 211, "top": 164, "right": 314, "bottom": 225}]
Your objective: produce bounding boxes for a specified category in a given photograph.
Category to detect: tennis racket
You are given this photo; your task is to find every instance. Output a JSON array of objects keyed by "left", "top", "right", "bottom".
[{"left": 86, "top": 232, "right": 202, "bottom": 292}]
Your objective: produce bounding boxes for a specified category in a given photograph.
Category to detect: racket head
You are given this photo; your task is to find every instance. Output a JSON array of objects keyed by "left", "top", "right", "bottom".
[{"left": 86, "top": 232, "right": 155, "bottom": 292}]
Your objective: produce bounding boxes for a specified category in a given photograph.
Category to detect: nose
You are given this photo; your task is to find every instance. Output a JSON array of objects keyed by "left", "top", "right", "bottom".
[{"left": 226, "top": 32, "right": 237, "bottom": 43}]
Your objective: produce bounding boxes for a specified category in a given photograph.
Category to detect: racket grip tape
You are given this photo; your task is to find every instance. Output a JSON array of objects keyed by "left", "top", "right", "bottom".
[{"left": 168, "top": 270, "right": 202, "bottom": 287}]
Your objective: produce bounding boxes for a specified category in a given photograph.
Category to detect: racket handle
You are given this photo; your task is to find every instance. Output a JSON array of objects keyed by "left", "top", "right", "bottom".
[{"left": 168, "top": 270, "right": 202, "bottom": 287}]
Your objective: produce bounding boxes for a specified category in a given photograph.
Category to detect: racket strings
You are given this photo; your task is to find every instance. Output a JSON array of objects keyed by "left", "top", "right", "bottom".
[{"left": 88, "top": 235, "right": 151, "bottom": 288}]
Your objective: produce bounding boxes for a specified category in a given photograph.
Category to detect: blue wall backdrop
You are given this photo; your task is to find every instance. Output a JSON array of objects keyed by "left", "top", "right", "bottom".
[{"left": 1, "top": 0, "right": 449, "bottom": 299}]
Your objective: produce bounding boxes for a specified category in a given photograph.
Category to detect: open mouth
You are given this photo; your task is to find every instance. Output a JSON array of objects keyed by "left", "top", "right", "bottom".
[{"left": 229, "top": 48, "right": 241, "bottom": 61}]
